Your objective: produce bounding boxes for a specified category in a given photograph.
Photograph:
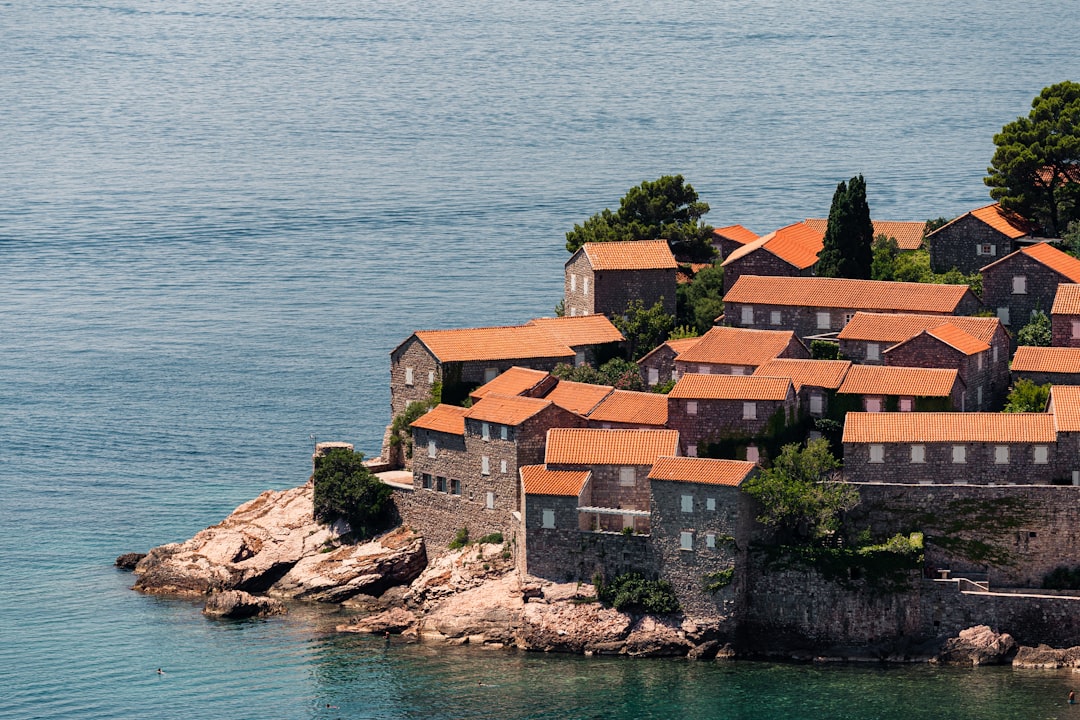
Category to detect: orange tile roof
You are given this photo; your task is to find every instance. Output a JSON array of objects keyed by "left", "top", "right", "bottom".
[
  {"left": 837, "top": 312, "right": 1000, "bottom": 344},
  {"left": 581, "top": 239, "right": 678, "bottom": 271},
  {"left": 520, "top": 465, "right": 591, "bottom": 497},
  {"left": 668, "top": 374, "right": 793, "bottom": 401},
  {"left": 465, "top": 393, "right": 557, "bottom": 427},
  {"left": 724, "top": 275, "right": 972, "bottom": 314},
  {"left": 1011, "top": 346, "right": 1080, "bottom": 374},
  {"left": 842, "top": 412, "right": 1055, "bottom": 444},
  {"left": 804, "top": 219, "right": 927, "bottom": 251},
  {"left": 543, "top": 380, "right": 614, "bottom": 415},
  {"left": 675, "top": 326, "right": 802, "bottom": 367},
  {"left": 923, "top": 324, "right": 990, "bottom": 356},
  {"left": 648, "top": 456, "right": 756, "bottom": 487},
  {"left": 676, "top": 263, "right": 714, "bottom": 285},
  {"left": 545, "top": 428, "right": 680, "bottom": 466},
  {"left": 1050, "top": 386, "right": 1080, "bottom": 432},
  {"left": 1053, "top": 284, "right": 1080, "bottom": 315},
  {"left": 838, "top": 365, "right": 959, "bottom": 397},
  {"left": 413, "top": 325, "right": 575, "bottom": 363},
  {"left": 636, "top": 335, "right": 705, "bottom": 366},
  {"left": 470, "top": 366, "right": 553, "bottom": 401},
  {"left": 528, "top": 315, "right": 625, "bottom": 347},
  {"left": 1018, "top": 242, "right": 1080, "bottom": 282},
  {"left": 410, "top": 404, "right": 469, "bottom": 435},
  {"left": 752, "top": 358, "right": 852, "bottom": 390},
  {"left": 713, "top": 224, "right": 759, "bottom": 245},
  {"left": 587, "top": 390, "right": 668, "bottom": 426},
  {"left": 969, "top": 203, "right": 1036, "bottom": 239},
  {"left": 722, "top": 221, "right": 824, "bottom": 270}
]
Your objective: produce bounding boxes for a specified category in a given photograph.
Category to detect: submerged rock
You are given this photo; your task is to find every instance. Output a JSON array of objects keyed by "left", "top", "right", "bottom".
[
  {"left": 1012, "top": 644, "right": 1080, "bottom": 669},
  {"left": 203, "top": 590, "right": 287, "bottom": 619},
  {"left": 931, "top": 625, "right": 1017, "bottom": 666},
  {"left": 115, "top": 552, "right": 146, "bottom": 570}
]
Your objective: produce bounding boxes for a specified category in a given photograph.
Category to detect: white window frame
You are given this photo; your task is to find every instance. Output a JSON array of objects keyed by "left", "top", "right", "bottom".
[
  {"left": 481, "top": 455, "right": 490, "bottom": 475},
  {"left": 619, "top": 467, "right": 635, "bottom": 487},
  {"left": 500, "top": 425, "right": 508, "bottom": 441},
  {"left": 500, "top": 459, "right": 507, "bottom": 474},
  {"left": 405, "top": 366, "right": 414, "bottom": 386},
  {"left": 743, "top": 402, "right": 757, "bottom": 420},
  {"left": 952, "top": 445, "right": 966, "bottom": 464},
  {"left": 1034, "top": 445, "right": 1049, "bottom": 464},
  {"left": 706, "top": 533, "right": 716, "bottom": 549},
  {"left": 570, "top": 273, "right": 577, "bottom": 292},
  {"left": 994, "top": 445, "right": 1009, "bottom": 464},
  {"left": 484, "top": 367, "right": 498, "bottom": 383},
  {"left": 1012, "top": 275, "right": 1027, "bottom": 294},
  {"left": 865, "top": 397, "right": 882, "bottom": 413},
  {"left": 486, "top": 491, "right": 495, "bottom": 509},
  {"left": 680, "top": 531, "right": 694, "bottom": 551},
  {"left": 910, "top": 444, "right": 925, "bottom": 464},
  {"left": 816, "top": 311, "right": 831, "bottom": 330},
  {"left": 481, "top": 422, "right": 490, "bottom": 441},
  {"left": 997, "top": 307, "right": 1010, "bottom": 325},
  {"left": 686, "top": 400, "right": 697, "bottom": 415},
  {"left": 706, "top": 497, "right": 716, "bottom": 511},
  {"left": 866, "top": 343, "right": 880, "bottom": 361},
  {"left": 542, "top": 509, "right": 555, "bottom": 529},
  {"left": 869, "top": 444, "right": 885, "bottom": 463},
  {"left": 681, "top": 494, "right": 693, "bottom": 513},
  {"left": 648, "top": 367, "right": 659, "bottom": 385},
  {"left": 427, "top": 440, "right": 436, "bottom": 458},
  {"left": 584, "top": 276, "right": 589, "bottom": 295},
  {"left": 770, "top": 310, "right": 782, "bottom": 326},
  {"left": 741, "top": 306, "right": 754, "bottom": 325},
  {"left": 730, "top": 366, "right": 746, "bottom": 376}
]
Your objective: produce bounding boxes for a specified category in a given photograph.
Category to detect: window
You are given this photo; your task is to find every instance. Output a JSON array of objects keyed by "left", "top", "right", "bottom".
[
  {"left": 648, "top": 367, "right": 659, "bottom": 385},
  {"left": 866, "top": 343, "right": 880, "bottom": 361},
  {"left": 570, "top": 274, "right": 577, "bottom": 292},
  {"left": 816, "top": 312, "right": 831, "bottom": 330},
  {"left": 865, "top": 397, "right": 882, "bottom": 413},
  {"left": 481, "top": 422, "right": 490, "bottom": 441},
  {"left": 542, "top": 509, "right": 555, "bottom": 529},
  {"left": 450, "top": 479, "right": 461, "bottom": 495},
  {"left": 977, "top": 352, "right": 984, "bottom": 370},
  {"left": 997, "top": 307, "right": 1010, "bottom": 325},
  {"left": 993, "top": 345, "right": 999, "bottom": 363},
  {"left": 671, "top": 369, "right": 679, "bottom": 381},
  {"left": 681, "top": 494, "right": 693, "bottom": 512},
  {"left": 405, "top": 367, "right": 414, "bottom": 386},
  {"left": 486, "top": 491, "right": 495, "bottom": 509},
  {"left": 680, "top": 531, "right": 694, "bottom": 551},
  {"left": 977, "top": 243, "right": 996, "bottom": 256},
  {"left": 481, "top": 455, "right": 490, "bottom": 475},
  {"left": 743, "top": 402, "right": 757, "bottom": 420},
  {"left": 1034, "top": 445, "right": 1049, "bottom": 464},
  {"left": 869, "top": 444, "right": 884, "bottom": 463},
  {"left": 952, "top": 445, "right": 966, "bottom": 464},
  {"left": 706, "top": 498, "right": 716, "bottom": 511},
  {"left": 437, "top": 476, "right": 447, "bottom": 492},
  {"left": 686, "top": 400, "right": 697, "bottom": 415},
  {"left": 809, "top": 393, "right": 823, "bottom": 415},
  {"left": 1073, "top": 319, "right": 1080, "bottom": 340},
  {"left": 899, "top": 398, "right": 913, "bottom": 412},
  {"left": 699, "top": 364, "right": 711, "bottom": 374},
  {"left": 575, "top": 350, "right": 586, "bottom": 366},
  {"left": 844, "top": 313, "right": 856, "bottom": 325},
  {"left": 687, "top": 443, "right": 698, "bottom": 457},
  {"left": 428, "top": 440, "right": 436, "bottom": 458},
  {"left": 500, "top": 425, "right": 508, "bottom": 441},
  {"left": 706, "top": 533, "right": 716, "bottom": 549},
  {"left": 746, "top": 445, "right": 759, "bottom": 463},
  {"left": 1012, "top": 276, "right": 1027, "bottom": 294},
  {"left": 619, "top": 467, "right": 635, "bottom": 487},
  {"left": 910, "top": 445, "right": 925, "bottom": 463},
  {"left": 584, "top": 277, "right": 589, "bottom": 295},
  {"left": 730, "top": 366, "right": 746, "bottom": 376},
  {"left": 977, "top": 386, "right": 983, "bottom": 407},
  {"left": 484, "top": 367, "right": 498, "bottom": 382},
  {"left": 500, "top": 459, "right": 507, "bottom": 474},
  {"left": 741, "top": 306, "right": 754, "bottom": 325},
  {"left": 995, "top": 445, "right": 1009, "bottom": 464},
  {"left": 569, "top": 307, "right": 577, "bottom": 317},
  {"left": 770, "top": 310, "right": 782, "bottom": 326},
  {"left": 422, "top": 473, "right": 432, "bottom": 489},
  {"left": 428, "top": 370, "right": 435, "bottom": 384}
]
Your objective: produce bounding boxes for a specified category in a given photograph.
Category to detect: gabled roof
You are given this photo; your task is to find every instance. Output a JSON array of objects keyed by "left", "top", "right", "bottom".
[
  {"left": 752, "top": 358, "right": 852, "bottom": 391},
  {"left": 587, "top": 390, "right": 668, "bottom": 426},
  {"left": 980, "top": 241, "right": 1080, "bottom": 283},
  {"left": 842, "top": 412, "right": 1055, "bottom": 444},
  {"left": 1052, "top": 284, "right": 1080, "bottom": 315},
  {"left": 527, "top": 315, "right": 625, "bottom": 347},
  {"left": 408, "top": 325, "right": 575, "bottom": 363},
  {"left": 637, "top": 336, "right": 704, "bottom": 365},
  {"left": 648, "top": 456, "right": 756, "bottom": 487},
  {"left": 922, "top": 324, "right": 991, "bottom": 356},
  {"left": 722, "top": 221, "right": 824, "bottom": 270},
  {"left": 927, "top": 203, "right": 1036, "bottom": 241},
  {"left": 465, "top": 393, "right": 559, "bottom": 427},
  {"left": 520, "top": 465, "right": 591, "bottom": 497},
  {"left": 712, "top": 224, "right": 760, "bottom": 245},
  {"left": 837, "top": 365, "right": 959, "bottom": 398},
  {"left": 837, "top": 312, "right": 1001, "bottom": 345},
  {"left": 668, "top": 374, "right": 793, "bottom": 401},
  {"left": 579, "top": 240, "right": 678, "bottom": 271},
  {"left": 1049, "top": 386, "right": 1080, "bottom": 432},
  {"left": 1011, "top": 346, "right": 1080, "bottom": 374},
  {"left": 545, "top": 428, "right": 680, "bottom": 466},
  {"left": 675, "top": 326, "right": 803, "bottom": 367},
  {"left": 470, "top": 366, "right": 553, "bottom": 402},
  {"left": 724, "top": 275, "right": 973, "bottom": 314},
  {"left": 543, "top": 380, "right": 614, "bottom": 415},
  {"left": 410, "top": 404, "right": 469, "bottom": 435},
  {"left": 804, "top": 219, "right": 926, "bottom": 251}
]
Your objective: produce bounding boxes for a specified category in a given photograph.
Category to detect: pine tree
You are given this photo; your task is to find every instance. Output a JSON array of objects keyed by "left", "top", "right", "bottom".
[{"left": 816, "top": 175, "right": 875, "bottom": 279}]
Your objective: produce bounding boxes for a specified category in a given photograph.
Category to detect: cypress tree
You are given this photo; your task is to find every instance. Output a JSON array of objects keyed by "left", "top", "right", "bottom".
[{"left": 816, "top": 175, "right": 875, "bottom": 279}]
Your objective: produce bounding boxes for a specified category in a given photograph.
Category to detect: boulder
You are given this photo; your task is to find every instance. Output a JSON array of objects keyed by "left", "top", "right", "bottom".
[
  {"left": 203, "top": 590, "right": 286, "bottom": 619},
  {"left": 417, "top": 574, "right": 524, "bottom": 646},
  {"left": 519, "top": 595, "right": 633, "bottom": 653},
  {"left": 338, "top": 607, "right": 418, "bottom": 635},
  {"left": 1013, "top": 644, "right": 1080, "bottom": 669},
  {"left": 115, "top": 552, "right": 146, "bottom": 570},
  {"left": 931, "top": 625, "right": 1017, "bottom": 666},
  {"left": 623, "top": 616, "right": 693, "bottom": 657}
]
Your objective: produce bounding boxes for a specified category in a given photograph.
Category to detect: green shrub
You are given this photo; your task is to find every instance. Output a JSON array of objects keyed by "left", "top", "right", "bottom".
[
  {"left": 312, "top": 448, "right": 394, "bottom": 540},
  {"left": 810, "top": 340, "right": 842, "bottom": 360},
  {"left": 448, "top": 527, "right": 469, "bottom": 550},
  {"left": 475, "top": 532, "right": 503, "bottom": 544},
  {"left": 594, "top": 572, "right": 680, "bottom": 614},
  {"left": 703, "top": 568, "right": 735, "bottom": 594}
]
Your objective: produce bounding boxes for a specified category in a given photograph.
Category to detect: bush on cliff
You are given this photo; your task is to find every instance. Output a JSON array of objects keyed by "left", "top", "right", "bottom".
[
  {"left": 313, "top": 447, "right": 393, "bottom": 540},
  {"left": 594, "top": 572, "right": 680, "bottom": 615}
]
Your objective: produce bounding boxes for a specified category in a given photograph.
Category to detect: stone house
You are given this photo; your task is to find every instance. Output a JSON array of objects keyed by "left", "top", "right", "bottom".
[
  {"left": 1052, "top": 284, "right": 1080, "bottom": 347},
  {"left": 543, "top": 379, "right": 615, "bottom": 415},
  {"left": 468, "top": 366, "right": 557, "bottom": 404},
  {"left": 720, "top": 221, "right": 823, "bottom": 293},
  {"left": 803, "top": 218, "right": 928, "bottom": 252},
  {"left": 927, "top": 202, "right": 1038, "bottom": 274},
  {"left": 723, "top": 275, "right": 981, "bottom": 341},
  {"left": 1048, "top": 386, "right": 1080, "bottom": 485},
  {"left": 666, "top": 374, "right": 797, "bottom": 460},
  {"left": 518, "top": 465, "right": 605, "bottom": 580},
  {"left": 672, "top": 325, "right": 809, "bottom": 378},
  {"left": 980, "top": 241, "right": 1080, "bottom": 329},
  {"left": 586, "top": 389, "right": 668, "bottom": 429},
  {"left": 752, "top": 358, "right": 852, "bottom": 418},
  {"left": 637, "top": 336, "right": 703, "bottom": 389},
  {"left": 842, "top": 411, "right": 1059, "bottom": 485},
  {"left": 711, "top": 224, "right": 759, "bottom": 260},
  {"left": 836, "top": 365, "right": 964, "bottom": 413},
  {"left": 527, "top": 315, "right": 626, "bottom": 365},
  {"left": 564, "top": 239, "right": 678, "bottom": 318},
  {"left": 1011, "top": 347, "right": 1080, "bottom": 386},
  {"left": 837, "top": 312, "right": 1009, "bottom": 368},
  {"left": 882, "top": 324, "right": 1005, "bottom": 411}
]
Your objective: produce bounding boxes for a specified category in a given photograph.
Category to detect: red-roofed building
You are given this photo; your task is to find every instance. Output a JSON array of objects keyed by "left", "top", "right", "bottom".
[
  {"left": 564, "top": 240, "right": 678, "bottom": 319},
  {"left": 720, "top": 221, "right": 824, "bottom": 293},
  {"left": 927, "top": 202, "right": 1040, "bottom": 274},
  {"left": 673, "top": 326, "right": 809, "bottom": 377},
  {"left": 837, "top": 312, "right": 1008, "bottom": 368},
  {"left": 1011, "top": 346, "right": 1080, "bottom": 386},
  {"left": 586, "top": 389, "right": 669, "bottom": 429},
  {"left": 836, "top": 365, "right": 964, "bottom": 413},
  {"left": 637, "top": 335, "right": 703, "bottom": 389},
  {"left": 1052, "top": 284, "right": 1080, "bottom": 347},
  {"left": 804, "top": 218, "right": 927, "bottom": 252},
  {"left": 752, "top": 358, "right": 852, "bottom": 417},
  {"left": 711, "top": 224, "right": 759, "bottom": 259},
  {"left": 981, "top": 242, "right": 1080, "bottom": 329}
]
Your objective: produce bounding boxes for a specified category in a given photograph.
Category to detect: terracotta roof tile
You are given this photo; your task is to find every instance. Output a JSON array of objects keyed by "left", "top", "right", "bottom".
[
  {"left": 969, "top": 203, "right": 1036, "bottom": 239},
  {"left": 470, "top": 366, "right": 553, "bottom": 401},
  {"left": 414, "top": 325, "right": 575, "bottom": 363},
  {"left": 409, "top": 404, "right": 469, "bottom": 435},
  {"left": 543, "top": 380, "right": 614, "bottom": 415},
  {"left": 842, "top": 412, "right": 1055, "bottom": 444},
  {"left": 668, "top": 374, "right": 793, "bottom": 401},
  {"left": 713, "top": 224, "right": 759, "bottom": 245},
  {"left": 804, "top": 219, "right": 927, "bottom": 251},
  {"left": 837, "top": 365, "right": 959, "bottom": 397},
  {"left": 465, "top": 393, "right": 557, "bottom": 427},
  {"left": 1050, "top": 386, "right": 1080, "bottom": 432},
  {"left": 676, "top": 326, "right": 801, "bottom": 367},
  {"left": 923, "top": 324, "right": 990, "bottom": 355},
  {"left": 676, "top": 263, "right": 714, "bottom": 285},
  {"left": 752, "top": 358, "right": 852, "bottom": 391},
  {"left": 1053, "top": 284, "right": 1080, "bottom": 315},
  {"left": 520, "top": 465, "right": 591, "bottom": 497},
  {"left": 837, "top": 312, "right": 1000, "bottom": 344},
  {"left": 724, "top": 276, "right": 972, "bottom": 314},
  {"left": 648, "top": 456, "right": 756, "bottom": 487},
  {"left": 1012, "top": 346, "right": 1080, "bottom": 374},
  {"left": 722, "top": 221, "right": 824, "bottom": 270},
  {"left": 545, "top": 428, "right": 680, "bottom": 466},
  {"left": 1018, "top": 242, "right": 1080, "bottom": 283},
  {"left": 587, "top": 390, "right": 668, "bottom": 426},
  {"left": 581, "top": 240, "right": 678, "bottom": 271},
  {"left": 528, "top": 315, "right": 625, "bottom": 347}
]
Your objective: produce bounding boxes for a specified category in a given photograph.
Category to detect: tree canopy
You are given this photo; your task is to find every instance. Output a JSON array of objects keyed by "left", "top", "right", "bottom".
[
  {"left": 565, "top": 175, "right": 716, "bottom": 262},
  {"left": 675, "top": 263, "right": 724, "bottom": 334},
  {"left": 816, "top": 175, "right": 875, "bottom": 279},
  {"left": 313, "top": 447, "right": 394, "bottom": 540},
  {"left": 986, "top": 81, "right": 1080, "bottom": 237},
  {"left": 1016, "top": 309, "right": 1052, "bottom": 347},
  {"left": 615, "top": 298, "right": 675, "bottom": 361},
  {"left": 551, "top": 357, "right": 645, "bottom": 391},
  {"left": 1003, "top": 379, "right": 1051, "bottom": 413}
]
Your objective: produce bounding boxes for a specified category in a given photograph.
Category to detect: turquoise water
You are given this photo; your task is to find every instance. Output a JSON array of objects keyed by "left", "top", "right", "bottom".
[{"left": 4, "top": 1, "right": 1080, "bottom": 717}]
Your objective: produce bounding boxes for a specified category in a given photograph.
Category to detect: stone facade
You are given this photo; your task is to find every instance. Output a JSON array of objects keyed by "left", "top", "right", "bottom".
[
  {"left": 726, "top": 301, "right": 981, "bottom": 342},
  {"left": 545, "top": 463, "right": 653, "bottom": 534},
  {"left": 883, "top": 334, "right": 1006, "bottom": 411},
  {"left": 929, "top": 213, "right": 1017, "bottom": 274},
  {"left": 564, "top": 250, "right": 676, "bottom": 319},
  {"left": 638, "top": 342, "right": 680, "bottom": 389},
  {"left": 1013, "top": 368, "right": 1080, "bottom": 386},
  {"left": 666, "top": 389, "right": 798, "bottom": 457},
  {"left": 843, "top": 441, "right": 1063, "bottom": 486},
  {"left": 980, "top": 252, "right": 1067, "bottom": 329},
  {"left": 1052, "top": 311, "right": 1080, "bottom": 347},
  {"left": 721, "top": 249, "right": 810, "bottom": 294},
  {"left": 393, "top": 484, "right": 517, "bottom": 556}
]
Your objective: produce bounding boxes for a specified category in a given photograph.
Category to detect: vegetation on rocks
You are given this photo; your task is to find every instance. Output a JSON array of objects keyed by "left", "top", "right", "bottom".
[
  {"left": 312, "top": 448, "right": 394, "bottom": 540},
  {"left": 594, "top": 572, "right": 680, "bottom": 614}
]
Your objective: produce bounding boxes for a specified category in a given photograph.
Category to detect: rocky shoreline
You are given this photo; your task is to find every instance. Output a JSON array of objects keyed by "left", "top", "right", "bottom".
[{"left": 120, "top": 483, "right": 1078, "bottom": 664}]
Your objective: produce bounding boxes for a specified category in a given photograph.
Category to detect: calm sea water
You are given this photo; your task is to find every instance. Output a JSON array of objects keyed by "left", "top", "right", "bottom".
[{"left": 4, "top": 1, "right": 1080, "bottom": 717}]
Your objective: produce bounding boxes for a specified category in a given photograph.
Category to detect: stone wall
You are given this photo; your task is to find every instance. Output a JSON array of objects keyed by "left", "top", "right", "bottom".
[
  {"left": 639, "top": 344, "right": 679, "bottom": 389},
  {"left": 722, "top": 250, "right": 809, "bottom": 295},
  {"left": 564, "top": 251, "right": 595, "bottom": 317},
  {"left": 921, "top": 580, "right": 1080, "bottom": 647},
  {"left": 981, "top": 253, "right": 1063, "bottom": 329},
  {"left": 667, "top": 393, "right": 797, "bottom": 455},
  {"left": 930, "top": 214, "right": 1013, "bottom": 274},
  {"left": 594, "top": 268, "right": 677, "bottom": 319},
  {"left": 1012, "top": 369, "right": 1080, "bottom": 386},
  {"left": 1052, "top": 312, "right": 1080, "bottom": 347},
  {"left": 843, "top": 442, "right": 1060, "bottom": 486},
  {"left": 392, "top": 484, "right": 517, "bottom": 557}
]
